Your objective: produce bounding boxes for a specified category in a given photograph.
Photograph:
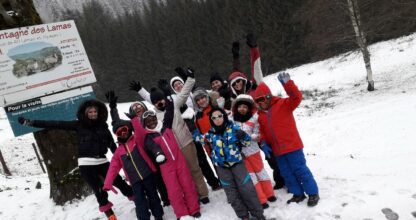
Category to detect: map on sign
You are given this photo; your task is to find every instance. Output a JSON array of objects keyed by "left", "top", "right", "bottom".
[{"left": 0, "top": 20, "right": 96, "bottom": 107}]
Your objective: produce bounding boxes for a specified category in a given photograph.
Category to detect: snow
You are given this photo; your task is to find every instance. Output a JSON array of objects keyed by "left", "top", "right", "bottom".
[{"left": 1, "top": 32, "right": 416, "bottom": 219}]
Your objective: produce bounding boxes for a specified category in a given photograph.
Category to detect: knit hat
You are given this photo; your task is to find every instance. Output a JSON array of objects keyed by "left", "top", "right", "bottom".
[
  {"left": 192, "top": 87, "right": 209, "bottom": 102},
  {"left": 210, "top": 73, "right": 224, "bottom": 84},
  {"left": 170, "top": 76, "right": 184, "bottom": 93},
  {"left": 254, "top": 82, "right": 272, "bottom": 99},
  {"left": 150, "top": 87, "right": 165, "bottom": 104}
]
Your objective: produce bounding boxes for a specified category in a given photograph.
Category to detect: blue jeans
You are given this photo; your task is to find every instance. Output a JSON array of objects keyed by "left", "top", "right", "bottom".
[
  {"left": 275, "top": 149, "right": 318, "bottom": 196},
  {"left": 132, "top": 175, "right": 164, "bottom": 220}
]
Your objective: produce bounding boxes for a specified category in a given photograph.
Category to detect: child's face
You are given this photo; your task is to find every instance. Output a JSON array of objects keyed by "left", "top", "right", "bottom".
[
  {"left": 86, "top": 107, "right": 98, "bottom": 120},
  {"left": 145, "top": 116, "right": 158, "bottom": 129},
  {"left": 211, "top": 110, "right": 224, "bottom": 126},
  {"left": 237, "top": 104, "right": 249, "bottom": 115}
]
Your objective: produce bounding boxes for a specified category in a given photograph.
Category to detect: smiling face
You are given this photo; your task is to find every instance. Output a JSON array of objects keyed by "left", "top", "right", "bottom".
[
  {"left": 232, "top": 79, "right": 244, "bottom": 92},
  {"left": 211, "top": 110, "right": 224, "bottom": 126},
  {"left": 211, "top": 80, "right": 223, "bottom": 91},
  {"left": 196, "top": 95, "right": 209, "bottom": 109},
  {"left": 255, "top": 96, "right": 271, "bottom": 110},
  {"left": 86, "top": 107, "right": 98, "bottom": 120},
  {"left": 131, "top": 103, "right": 145, "bottom": 117},
  {"left": 173, "top": 80, "right": 183, "bottom": 93},
  {"left": 144, "top": 115, "right": 158, "bottom": 129},
  {"left": 237, "top": 103, "right": 249, "bottom": 115}
]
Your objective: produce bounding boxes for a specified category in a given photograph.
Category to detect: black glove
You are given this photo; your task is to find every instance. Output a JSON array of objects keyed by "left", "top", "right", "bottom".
[
  {"left": 18, "top": 116, "right": 32, "bottom": 126},
  {"left": 235, "top": 130, "right": 247, "bottom": 140},
  {"left": 232, "top": 41, "right": 240, "bottom": 59},
  {"left": 105, "top": 90, "right": 118, "bottom": 109},
  {"left": 129, "top": 81, "right": 142, "bottom": 92},
  {"left": 174, "top": 67, "right": 187, "bottom": 81},
  {"left": 186, "top": 67, "right": 195, "bottom": 79},
  {"left": 157, "top": 79, "right": 171, "bottom": 96},
  {"left": 246, "top": 33, "right": 257, "bottom": 48}
]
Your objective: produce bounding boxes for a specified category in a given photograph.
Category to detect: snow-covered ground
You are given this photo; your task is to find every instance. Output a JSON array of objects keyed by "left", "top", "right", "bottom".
[{"left": 1, "top": 32, "right": 416, "bottom": 219}]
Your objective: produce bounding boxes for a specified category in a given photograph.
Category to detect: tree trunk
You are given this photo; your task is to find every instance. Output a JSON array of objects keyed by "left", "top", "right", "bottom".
[
  {"left": 346, "top": 0, "right": 375, "bottom": 91},
  {"left": 34, "top": 130, "right": 91, "bottom": 205},
  {"left": 0, "top": 149, "right": 12, "bottom": 176},
  {"left": 1, "top": 0, "right": 92, "bottom": 205}
]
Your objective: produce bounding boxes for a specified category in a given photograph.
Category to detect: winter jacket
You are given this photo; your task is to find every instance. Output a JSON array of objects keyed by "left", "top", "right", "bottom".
[
  {"left": 137, "top": 77, "right": 196, "bottom": 148},
  {"left": 257, "top": 80, "right": 304, "bottom": 156},
  {"left": 230, "top": 113, "right": 261, "bottom": 158},
  {"left": 200, "top": 121, "right": 251, "bottom": 168},
  {"left": 104, "top": 135, "right": 161, "bottom": 186},
  {"left": 30, "top": 99, "right": 116, "bottom": 158}
]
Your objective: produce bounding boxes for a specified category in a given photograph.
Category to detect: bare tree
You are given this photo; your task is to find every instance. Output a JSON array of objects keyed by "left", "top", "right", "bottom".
[
  {"left": 0, "top": 149, "right": 12, "bottom": 176},
  {"left": 345, "top": 0, "right": 375, "bottom": 91}
]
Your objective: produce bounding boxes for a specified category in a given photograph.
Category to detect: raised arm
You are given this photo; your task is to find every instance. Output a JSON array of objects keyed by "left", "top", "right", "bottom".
[
  {"left": 278, "top": 73, "right": 302, "bottom": 111},
  {"left": 173, "top": 67, "right": 196, "bottom": 108},
  {"left": 232, "top": 41, "right": 241, "bottom": 71},
  {"left": 247, "top": 33, "right": 264, "bottom": 84},
  {"left": 162, "top": 99, "right": 174, "bottom": 129},
  {"left": 129, "top": 80, "right": 151, "bottom": 103}
]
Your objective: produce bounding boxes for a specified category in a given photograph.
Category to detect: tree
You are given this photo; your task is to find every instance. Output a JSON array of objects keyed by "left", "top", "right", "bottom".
[
  {"left": 0, "top": 149, "right": 11, "bottom": 176},
  {"left": 0, "top": 0, "right": 91, "bottom": 205},
  {"left": 346, "top": 0, "right": 375, "bottom": 91}
]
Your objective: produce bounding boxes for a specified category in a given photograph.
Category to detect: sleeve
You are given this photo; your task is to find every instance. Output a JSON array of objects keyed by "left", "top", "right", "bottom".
[
  {"left": 110, "top": 106, "right": 121, "bottom": 122},
  {"left": 234, "top": 124, "right": 251, "bottom": 147},
  {"left": 138, "top": 87, "right": 151, "bottom": 103},
  {"left": 108, "top": 138, "right": 117, "bottom": 153},
  {"left": 103, "top": 150, "right": 123, "bottom": 187},
  {"left": 174, "top": 77, "right": 195, "bottom": 108},
  {"left": 233, "top": 53, "right": 241, "bottom": 72},
  {"left": 131, "top": 117, "right": 146, "bottom": 149},
  {"left": 144, "top": 136, "right": 165, "bottom": 158},
  {"left": 31, "top": 120, "right": 78, "bottom": 130},
  {"left": 251, "top": 114, "right": 260, "bottom": 142},
  {"left": 163, "top": 100, "right": 174, "bottom": 129},
  {"left": 283, "top": 80, "right": 303, "bottom": 111},
  {"left": 250, "top": 47, "right": 264, "bottom": 85}
]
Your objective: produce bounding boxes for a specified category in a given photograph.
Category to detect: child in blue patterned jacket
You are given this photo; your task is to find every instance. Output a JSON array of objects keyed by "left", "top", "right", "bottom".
[{"left": 196, "top": 107, "right": 265, "bottom": 220}]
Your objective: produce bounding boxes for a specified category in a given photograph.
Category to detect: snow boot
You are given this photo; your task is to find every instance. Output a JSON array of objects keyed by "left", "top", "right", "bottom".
[
  {"left": 267, "top": 196, "right": 277, "bottom": 202},
  {"left": 287, "top": 194, "right": 306, "bottom": 204},
  {"left": 307, "top": 194, "right": 320, "bottom": 207},
  {"left": 200, "top": 197, "right": 210, "bottom": 204},
  {"left": 192, "top": 212, "right": 202, "bottom": 218},
  {"left": 262, "top": 203, "right": 269, "bottom": 209}
]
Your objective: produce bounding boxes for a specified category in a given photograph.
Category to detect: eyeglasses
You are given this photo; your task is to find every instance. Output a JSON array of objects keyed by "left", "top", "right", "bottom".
[
  {"left": 211, "top": 114, "right": 224, "bottom": 120},
  {"left": 132, "top": 103, "right": 144, "bottom": 111},
  {"left": 255, "top": 96, "right": 267, "bottom": 103},
  {"left": 115, "top": 125, "right": 129, "bottom": 137},
  {"left": 142, "top": 110, "right": 156, "bottom": 119},
  {"left": 232, "top": 79, "right": 244, "bottom": 87}
]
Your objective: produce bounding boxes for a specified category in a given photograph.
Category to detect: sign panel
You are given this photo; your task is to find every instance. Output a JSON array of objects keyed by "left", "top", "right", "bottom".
[
  {"left": 5, "top": 86, "right": 95, "bottom": 137},
  {"left": 0, "top": 20, "right": 96, "bottom": 107}
]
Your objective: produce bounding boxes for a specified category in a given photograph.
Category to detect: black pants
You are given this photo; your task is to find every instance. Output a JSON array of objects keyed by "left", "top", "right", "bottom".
[
  {"left": 265, "top": 156, "right": 285, "bottom": 188},
  {"left": 132, "top": 175, "right": 164, "bottom": 220},
  {"left": 79, "top": 162, "right": 133, "bottom": 209},
  {"left": 194, "top": 141, "right": 220, "bottom": 189},
  {"left": 154, "top": 169, "right": 169, "bottom": 205}
]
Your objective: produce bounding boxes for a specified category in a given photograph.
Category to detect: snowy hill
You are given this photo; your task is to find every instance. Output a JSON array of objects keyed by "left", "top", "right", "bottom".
[{"left": 1, "top": 32, "right": 416, "bottom": 219}]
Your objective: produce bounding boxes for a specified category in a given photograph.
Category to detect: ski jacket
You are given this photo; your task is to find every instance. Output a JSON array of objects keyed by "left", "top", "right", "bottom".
[
  {"left": 137, "top": 77, "right": 196, "bottom": 148},
  {"left": 230, "top": 113, "right": 261, "bottom": 158},
  {"left": 104, "top": 135, "right": 161, "bottom": 186},
  {"left": 199, "top": 121, "right": 251, "bottom": 168},
  {"left": 30, "top": 99, "right": 116, "bottom": 158},
  {"left": 257, "top": 80, "right": 304, "bottom": 156}
]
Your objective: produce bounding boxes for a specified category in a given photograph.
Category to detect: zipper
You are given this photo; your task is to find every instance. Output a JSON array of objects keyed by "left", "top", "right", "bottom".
[
  {"left": 266, "top": 110, "right": 281, "bottom": 155},
  {"left": 160, "top": 133, "right": 175, "bottom": 161},
  {"left": 123, "top": 142, "right": 143, "bottom": 180}
]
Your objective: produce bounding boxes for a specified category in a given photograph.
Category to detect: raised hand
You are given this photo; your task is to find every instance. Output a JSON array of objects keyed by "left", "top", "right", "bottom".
[{"left": 129, "top": 80, "right": 142, "bottom": 92}]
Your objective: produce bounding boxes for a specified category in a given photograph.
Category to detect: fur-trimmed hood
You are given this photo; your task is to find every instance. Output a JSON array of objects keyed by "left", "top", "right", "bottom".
[{"left": 76, "top": 99, "right": 108, "bottom": 127}]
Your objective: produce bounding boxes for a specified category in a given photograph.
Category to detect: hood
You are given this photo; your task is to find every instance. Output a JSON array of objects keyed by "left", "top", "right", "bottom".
[
  {"left": 228, "top": 71, "right": 248, "bottom": 96},
  {"left": 77, "top": 99, "right": 108, "bottom": 127},
  {"left": 170, "top": 76, "right": 184, "bottom": 94}
]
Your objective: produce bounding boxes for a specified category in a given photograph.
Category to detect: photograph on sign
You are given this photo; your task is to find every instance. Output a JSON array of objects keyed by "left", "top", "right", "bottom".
[{"left": 0, "top": 20, "right": 96, "bottom": 107}]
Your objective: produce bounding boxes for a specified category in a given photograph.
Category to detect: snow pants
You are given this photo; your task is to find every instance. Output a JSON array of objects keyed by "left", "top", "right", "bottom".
[
  {"left": 194, "top": 141, "right": 221, "bottom": 189},
  {"left": 132, "top": 175, "right": 164, "bottom": 220},
  {"left": 275, "top": 149, "right": 319, "bottom": 196},
  {"left": 243, "top": 152, "right": 275, "bottom": 204},
  {"left": 79, "top": 162, "right": 133, "bottom": 212},
  {"left": 181, "top": 142, "right": 209, "bottom": 199},
  {"left": 154, "top": 169, "right": 169, "bottom": 205},
  {"left": 216, "top": 163, "right": 264, "bottom": 219},
  {"left": 264, "top": 154, "right": 285, "bottom": 188},
  {"left": 160, "top": 155, "right": 200, "bottom": 218}
]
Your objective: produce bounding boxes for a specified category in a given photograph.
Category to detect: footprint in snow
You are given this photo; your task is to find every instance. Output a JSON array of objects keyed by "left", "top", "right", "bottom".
[{"left": 381, "top": 208, "right": 399, "bottom": 220}]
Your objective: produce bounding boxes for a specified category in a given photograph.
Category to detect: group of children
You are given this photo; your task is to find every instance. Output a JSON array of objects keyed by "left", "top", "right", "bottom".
[{"left": 18, "top": 34, "right": 320, "bottom": 220}]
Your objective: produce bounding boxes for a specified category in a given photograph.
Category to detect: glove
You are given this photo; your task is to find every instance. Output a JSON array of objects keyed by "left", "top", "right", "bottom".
[
  {"left": 103, "top": 185, "right": 118, "bottom": 194},
  {"left": 155, "top": 153, "right": 166, "bottom": 164},
  {"left": 129, "top": 80, "right": 142, "bottom": 92},
  {"left": 186, "top": 67, "right": 195, "bottom": 79},
  {"left": 105, "top": 90, "right": 118, "bottom": 109},
  {"left": 235, "top": 130, "right": 247, "bottom": 140},
  {"left": 246, "top": 33, "right": 257, "bottom": 48},
  {"left": 277, "top": 72, "right": 290, "bottom": 85},
  {"left": 260, "top": 141, "right": 273, "bottom": 159},
  {"left": 18, "top": 117, "right": 32, "bottom": 126},
  {"left": 157, "top": 79, "right": 171, "bottom": 96},
  {"left": 232, "top": 41, "right": 240, "bottom": 59},
  {"left": 174, "top": 67, "right": 187, "bottom": 81}
]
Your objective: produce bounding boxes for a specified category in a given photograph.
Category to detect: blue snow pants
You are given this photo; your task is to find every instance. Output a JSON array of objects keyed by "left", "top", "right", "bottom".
[{"left": 275, "top": 149, "right": 318, "bottom": 196}]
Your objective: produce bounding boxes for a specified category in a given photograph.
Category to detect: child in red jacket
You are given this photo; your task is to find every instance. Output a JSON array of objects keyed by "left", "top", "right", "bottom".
[{"left": 254, "top": 72, "right": 320, "bottom": 207}]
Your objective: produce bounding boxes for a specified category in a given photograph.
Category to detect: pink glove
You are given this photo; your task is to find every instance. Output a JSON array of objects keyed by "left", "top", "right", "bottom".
[{"left": 103, "top": 185, "right": 118, "bottom": 194}]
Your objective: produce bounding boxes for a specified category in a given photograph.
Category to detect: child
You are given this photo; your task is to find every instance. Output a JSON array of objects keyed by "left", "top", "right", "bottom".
[
  {"left": 200, "top": 107, "right": 265, "bottom": 220},
  {"left": 131, "top": 100, "right": 201, "bottom": 219},
  {"left": 230, "top": 94, "right": 276, "bottom": 209}
]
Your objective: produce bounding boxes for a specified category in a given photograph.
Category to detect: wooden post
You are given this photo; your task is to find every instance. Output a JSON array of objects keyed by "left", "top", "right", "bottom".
[
  {"left": 32, "top": 143, "right": 46, "bottom": 174},
  {"left": 0, "top": 149, "right": 12, "bottom": 176}
]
